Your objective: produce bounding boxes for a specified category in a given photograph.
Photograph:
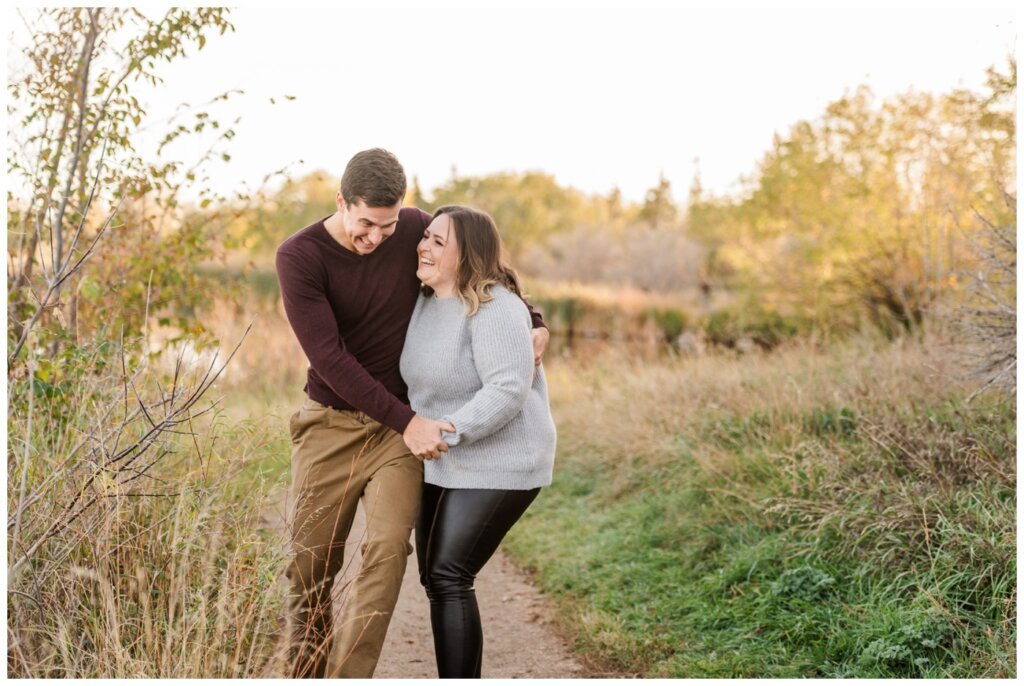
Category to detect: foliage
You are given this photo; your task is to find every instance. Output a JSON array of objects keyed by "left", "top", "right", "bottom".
[
  {"left": 6, "top": 8, "right": 296, "bottom": 678},
  {"left": 769, "top": 565, "right": 836, "bottom": 602},
  {"left": 703, "top": 301, "right": 806, "bottom": 349},
  {"left": 218, "top": 62, "right": 1015, "bottom": 352},
  {"left": 952, "top": 199, "right": 1016, "bottom": 400},
  {"left": 639, "top": 173, "right": 677, "bottom": 229},
  {"left": 7, "top": 337, "right": 290, "bottom": 677},
  {"left": 7, "top": 7, "right": 240, "bottom": 356},
  {"left": 224, "top": 170, "right": 338, "bottom": 254},
  {"left": 686, "top": 61, "right": 1016, "bottom": 336},
  {"left": 847, "top": 609, "right": 956, "bottom": 677},
  {"left": 646, "top": 307, "right": 688, "bottom": 343},
  {"left": 421, "top": 170, "right": 621, "bottom": 255}
]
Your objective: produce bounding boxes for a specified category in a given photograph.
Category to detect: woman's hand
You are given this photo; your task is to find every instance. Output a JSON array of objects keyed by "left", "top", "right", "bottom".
[{"left": 403, "top": 415, "right": 456, "bottom": 460}]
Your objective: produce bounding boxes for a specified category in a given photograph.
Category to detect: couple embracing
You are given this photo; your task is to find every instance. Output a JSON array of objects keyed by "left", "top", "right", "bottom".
[{"left": 275, "top": 148, "right": 556, "bottom": 678}]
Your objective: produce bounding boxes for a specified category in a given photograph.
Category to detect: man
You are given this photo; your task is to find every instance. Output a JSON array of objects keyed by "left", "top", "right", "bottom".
[{"left": 275, "top": 148, "right": 548, "bottom": 678}]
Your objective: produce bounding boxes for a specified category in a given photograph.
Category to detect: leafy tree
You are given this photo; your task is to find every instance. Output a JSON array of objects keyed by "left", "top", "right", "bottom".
[
  {"left": 685, "top": 61, "right": 1016, "bottom": 335},
  {"left": 639, "top": 172, "right": 677, "bottom": 229},
  {"left": 422, "top": 171, "right": 607, "bottom": 256},
  {"left": 7, "top": 7, "right": 237, "bottom": 363},
  {"left": 226, "top": 170, "right": 337, "bottom": 256},
  {"left": 406, "top": 174, "right": 428, "bottom": 210}
]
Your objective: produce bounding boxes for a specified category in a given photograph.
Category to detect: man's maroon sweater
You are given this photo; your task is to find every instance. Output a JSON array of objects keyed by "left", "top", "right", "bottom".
[{"left": 275, "top": 207, "right": 544, "bottom": 435}]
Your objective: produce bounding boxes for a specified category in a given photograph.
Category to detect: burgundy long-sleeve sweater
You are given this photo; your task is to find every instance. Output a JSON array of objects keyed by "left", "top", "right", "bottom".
[{"left": 275, "top": 207, "right": 544, "bottom": 435}]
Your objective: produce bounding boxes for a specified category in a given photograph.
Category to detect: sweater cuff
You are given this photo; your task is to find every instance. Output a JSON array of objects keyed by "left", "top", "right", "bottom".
[{"left": 441, "top": 415, "right": 461, "bottom": 446}]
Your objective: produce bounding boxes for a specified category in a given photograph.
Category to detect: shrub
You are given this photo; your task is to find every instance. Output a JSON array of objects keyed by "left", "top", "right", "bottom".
[
  {"left": 704, "top": 304, "right": 804, "bottom": 349},
  {"left": 646, "top": 307, "right": 689, "bottom": 343}
]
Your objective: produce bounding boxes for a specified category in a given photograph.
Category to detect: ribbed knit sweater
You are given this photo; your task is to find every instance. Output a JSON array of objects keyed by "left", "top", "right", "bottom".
[{"left": 400, "top": 286, "right": 556, "bottom": 490}]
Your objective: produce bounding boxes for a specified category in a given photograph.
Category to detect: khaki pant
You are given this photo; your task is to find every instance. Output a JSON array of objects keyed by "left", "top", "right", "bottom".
[{"left": 286, "top": 399, "right": 423, "bottom": 678}]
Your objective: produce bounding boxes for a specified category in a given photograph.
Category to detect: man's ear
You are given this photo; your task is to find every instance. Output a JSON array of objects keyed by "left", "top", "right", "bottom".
[{"left": 336, "top": 192, "right": 347, "bottom": 213}]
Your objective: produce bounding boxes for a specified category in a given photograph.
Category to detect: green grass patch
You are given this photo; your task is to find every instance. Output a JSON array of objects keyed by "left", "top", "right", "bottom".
[{"left": 504, "top": 360, "right": 1015, "bottom": 678}]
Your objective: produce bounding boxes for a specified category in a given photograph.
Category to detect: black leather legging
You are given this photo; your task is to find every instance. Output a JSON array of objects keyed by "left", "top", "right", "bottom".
[{"left": 416, "top": 482, "right": 540, "bottom": 678}]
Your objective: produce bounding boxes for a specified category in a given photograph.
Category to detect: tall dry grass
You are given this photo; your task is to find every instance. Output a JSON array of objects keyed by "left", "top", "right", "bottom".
[
  {"left": 147, "top": 291, "right": 307, "bottom": 420},
  {"left": 6, "top": 328, "right": 293, "bottom": 677},
  {"left": 547, "top": 333, "right": 964, "bottom": 479},
  {"left": 7, "top": 283, "right": 396, "bottom": 677}
]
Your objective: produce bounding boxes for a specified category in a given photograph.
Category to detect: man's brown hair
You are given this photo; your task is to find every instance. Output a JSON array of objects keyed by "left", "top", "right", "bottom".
[{"left": 340, "top": 148, "right": 407, "bottom": 207}]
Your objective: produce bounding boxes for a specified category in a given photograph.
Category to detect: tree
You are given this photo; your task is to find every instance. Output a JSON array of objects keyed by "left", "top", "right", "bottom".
[
  {"left": 423, "top": 171, "right": 601, "bottom": 256},
  {"left": 6, "top": 10, "right": 269, "bottom": 676},
  {"left": 639, "top": 173, "right": 677, "bottom": 229},
  {"left": 226, "top": 170, "right": 337, "bottom": 256},
  {"left": 683, "top": 62, "right": 1016, "bottom": 335},
  {"left": 7, "top": 7, "right": 237, "bottom": 362},
  {"left": 952, "top": 61, "right": 1016, "bottom": 399},
  {"left": 956, "top": 202, "right": 1015, "bottom": 400},
  {"left": 406, "top": 174, "right": 428, "bottom": 209}
]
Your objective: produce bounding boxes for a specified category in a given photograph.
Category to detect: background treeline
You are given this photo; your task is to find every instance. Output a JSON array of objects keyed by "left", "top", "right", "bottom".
[{"left": 222, "top": 61, "right": 1014, "bottom": 349}]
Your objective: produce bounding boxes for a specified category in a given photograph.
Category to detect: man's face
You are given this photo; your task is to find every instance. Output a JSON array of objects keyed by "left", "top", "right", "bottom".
[{"left": 337, "top": 195, "right": 401, "bottom": 255}]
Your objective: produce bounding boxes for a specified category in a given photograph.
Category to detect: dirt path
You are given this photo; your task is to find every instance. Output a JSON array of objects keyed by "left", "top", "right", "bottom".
[{"left": 270, "top": 494, "right": 587, "bottom": 678}]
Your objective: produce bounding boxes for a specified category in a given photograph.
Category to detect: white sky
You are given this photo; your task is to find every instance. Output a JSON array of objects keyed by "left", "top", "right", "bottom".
[{"left": 10, "top": 2, "right": 1020, "bottom": 204}]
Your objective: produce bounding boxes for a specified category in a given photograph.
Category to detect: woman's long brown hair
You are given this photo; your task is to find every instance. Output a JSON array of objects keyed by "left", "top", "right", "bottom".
[{"left": 429, "top": 205, "right": 523, "bottom": 316}]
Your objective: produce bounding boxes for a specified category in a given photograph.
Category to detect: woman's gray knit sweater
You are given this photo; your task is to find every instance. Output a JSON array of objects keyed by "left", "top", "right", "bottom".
[{"left": 400, "top": 285, "right": 556, "bottom": 490}]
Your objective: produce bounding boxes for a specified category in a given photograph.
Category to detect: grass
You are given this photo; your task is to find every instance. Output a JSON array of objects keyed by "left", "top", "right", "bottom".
[{"left": 504, "top": 335, "right": 1016, "bottom": 677}]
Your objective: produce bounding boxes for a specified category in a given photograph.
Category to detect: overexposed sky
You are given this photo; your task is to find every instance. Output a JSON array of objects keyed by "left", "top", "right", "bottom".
[{"left": 12, "top": 2, "right": 1019, "bottom": 204}]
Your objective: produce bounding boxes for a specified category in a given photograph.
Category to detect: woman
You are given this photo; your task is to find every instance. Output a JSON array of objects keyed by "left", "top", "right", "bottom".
[{"left": 400, "top": 205, "right": 556, "bottom": 678}]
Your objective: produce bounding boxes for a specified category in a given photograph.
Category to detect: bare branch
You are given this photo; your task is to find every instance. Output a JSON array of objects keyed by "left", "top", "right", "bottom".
[{"left": 8, "top": 322, "right": 253, "bottom": 577}]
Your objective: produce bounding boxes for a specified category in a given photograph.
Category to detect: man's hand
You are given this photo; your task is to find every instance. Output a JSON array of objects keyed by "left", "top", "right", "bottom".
[
  {"left": 530, "top": 326, "right": 550, "bottom": 367},
  {"left": 403, "top": 415, "right": 456, "bottom": 461}
]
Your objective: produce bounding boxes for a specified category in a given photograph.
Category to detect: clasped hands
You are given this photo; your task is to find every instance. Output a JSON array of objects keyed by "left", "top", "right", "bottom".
[{"left": 403, "top": 415, "right": 455, "bottom": 461}]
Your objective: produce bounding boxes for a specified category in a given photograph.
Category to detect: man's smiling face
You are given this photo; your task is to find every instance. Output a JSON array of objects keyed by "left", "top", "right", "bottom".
[{"left": 336, "top": 195, "right": 401, "bottom": 255}]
